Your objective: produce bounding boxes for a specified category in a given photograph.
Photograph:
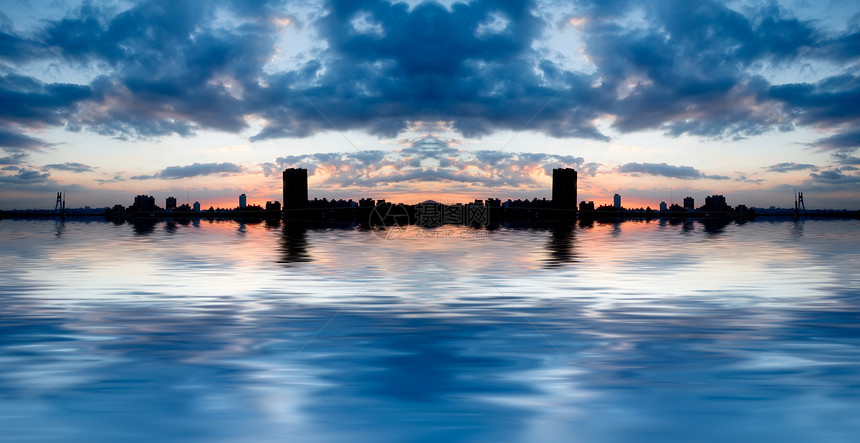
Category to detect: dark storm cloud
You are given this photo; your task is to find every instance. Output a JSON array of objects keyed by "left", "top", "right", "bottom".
[
  {"left": 562, "top": 1, "right": 860, "bottom": 146},
  {"left": 808, "top": 168, "right": 860, "bottom": 185},
  {"left": 0, "top": 151, "right": 27, "bottom": 165},
  {"left": 0, "top": 126, "right": 52, "bottom": 151},
  {"left": 0, "top": 167, "right": 51, "bottom": 184},
  {"left": 0, "top": 71, "right": 91, "bottom": 128},
  {"left": 832, "top": 153, "right": 860, "bottom": 166},
  {"left": 131, "top": 162, "right": 243, "bottom": 180},
  {"left": 769, "top": 75, "right": 860, "bottom": 151},
  {"left": 44, "top": 162, "right": 95, "bottom": 172},
  {"left": 617, "top": 162, "right": 729, "bottom": 180},
  {"left": 247, "top": 0, "right": 611, "bottom": 140},
  {"left": 765, "top": 162, "right": 817, "bottom": 173},
  {"left": 807, "top": 127, "right": 860, "bottom": 152},
  {"left": 735, "top": 175, "right": 765, "bottom": 184},
  {"left": 96, "top": 175, "right": 126, "bottom": 185},
  {"left": 0, "top": 0, "right": 859, "bottom": 153}
]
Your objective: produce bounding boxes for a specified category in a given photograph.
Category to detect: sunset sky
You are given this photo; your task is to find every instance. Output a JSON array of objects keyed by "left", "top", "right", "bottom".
[{"left": 1, "top": 0, "right": 859, "bottom": 210}]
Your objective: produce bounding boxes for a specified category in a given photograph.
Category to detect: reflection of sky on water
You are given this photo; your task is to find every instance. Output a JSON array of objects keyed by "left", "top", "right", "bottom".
[{"left": 1, "top": 219, "right": 858, "bottom": 442}]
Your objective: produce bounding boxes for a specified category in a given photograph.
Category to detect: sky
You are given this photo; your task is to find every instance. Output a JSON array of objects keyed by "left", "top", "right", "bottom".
[{"left": 1, "top": 0, "right": 859, "bottom": 210}]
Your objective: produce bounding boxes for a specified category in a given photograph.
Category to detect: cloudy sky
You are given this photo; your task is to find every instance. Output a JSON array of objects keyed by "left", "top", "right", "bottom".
[{"left": 1, "top": 0, "right": 859, "bottom": 209}]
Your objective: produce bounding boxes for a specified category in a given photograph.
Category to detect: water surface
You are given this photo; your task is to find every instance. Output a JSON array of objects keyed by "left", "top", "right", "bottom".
[{"left": 1, "top": 218, "right": 858, "bottom": 442}]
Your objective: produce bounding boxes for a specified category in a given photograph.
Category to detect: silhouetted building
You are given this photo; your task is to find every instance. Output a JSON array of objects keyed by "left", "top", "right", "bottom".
[
  {"left": 486, "top": 198, "right": 501, "bottom": 208},
  {"left": 704, "top": 195, "right": 729, "bottom": 212},
  {"left": 283, "top": 168, "right": 308, "bottom": 210},
  {"left": 659, "top": 201, "right": 668, "bottom": 212},
  {"left": 265, "top": 201, "right": 281, "bottom": 211},
  {"left": 579, "top": 201, "right": 594, "bottom": 211},
  {"left": 669, "top": 203, "right": 683, "bottom": 211},
  {"left": 131, "top": 195, "right": 155, "bottom": 212},
  {"left": 193, "top": 201, "right": 201, "bottom": 212},
  {"left": 239, "top": 193, "right": 247, "bottom": 209},
  {"left": 597, "top": 204, "right": 617, "bottom": 212},
  {"left": 683, "top": 196, "right": 694, "bottom": 210},
  {"left": 165, "top": 196, "right": 177, "bottom": 210},
  {"left": 614, "top": 193, "right": 621, "bottom": 209},
  {"left": 552, "top": 168, "right": 577, "bottom": 209},
  {"left": 176, "top": 203, "right": 191, "bottom": 212},
  {"left": 359, "top": 198, "right": 375, "bottom": 208}
]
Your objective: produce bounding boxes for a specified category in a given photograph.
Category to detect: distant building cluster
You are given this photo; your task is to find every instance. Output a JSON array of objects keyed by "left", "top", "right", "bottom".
[
  {"left": 104, "top": 166, "right": 755, "bottom": 220},
  {"left": 107, "top": 190, "right": 278, "bottom": 218}
]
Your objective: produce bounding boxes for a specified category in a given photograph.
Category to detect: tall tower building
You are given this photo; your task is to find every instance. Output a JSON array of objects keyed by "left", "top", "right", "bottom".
[
  {"left": 283, "top": 168, "right": 308, "bottom": 210},
  {"left": 614, "top": 193, "right": 621, "bottom": 209},
  {"left": 239, "top": 193, "right": 247, "bottom": 209},
  {"left": 132, "top": 195, "right": 155, "bottom": 212},
  {"left": 705, "top": 195, "right": 728, "bottom": 212},
  {"left": 551, "top": 168, "right": 577, "bottom": 209},
  {"left": 683, "top": 197, "right": 694, "bottom": 210},
  {"left": 165, "top": 196, "right": 177, "bottom": 210}
]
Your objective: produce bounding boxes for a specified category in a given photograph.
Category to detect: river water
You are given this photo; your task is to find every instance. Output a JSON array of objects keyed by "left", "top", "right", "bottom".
[{"left": 1, "top": 218, "right": 858, "bottom": 442}]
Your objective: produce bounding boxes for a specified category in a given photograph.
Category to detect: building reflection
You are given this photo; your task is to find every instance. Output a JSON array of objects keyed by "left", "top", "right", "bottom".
[
  {"left": 54, "top": 219, "right": 65, "bottom": 237},
  {"left": 699, "top": 218, "right": 733, "bottom": 235},
  {"left": 603, "top": 220, "right": 622, "bottom": 236},
  {"left": 545, "top": 222, "right": 577, "bottom": 267},
  {"left": 279, "top": 222, "right": 312, "bottom": 266},
  {"left": 129, "top": 219, "right": 157, "bottom": 235},
  {"left": 682, "top": 220, "right": 695, "bottom": 233},
  {"left": 792, "top": 219, "right": 805, "bottom": 237}
]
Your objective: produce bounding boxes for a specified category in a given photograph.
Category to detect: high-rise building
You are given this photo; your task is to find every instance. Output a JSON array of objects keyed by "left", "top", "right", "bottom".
[
  {"left": 131, "top": 195, "right": 156, "bottom": 212},
  {"left": 614, "top": 193, "right": 621, "bottom": 209},
  {"left": 239, "top": 193, "right": 247, "bottom": 209},
  {"left": 283, "top": 168, "right": 308, "bottom": 210},
  {"left": 683, "top": 196, "right": 694, "bottom": 210},
  {"left": 552, "top": 168, "right": 577, "bottom": 209},
  {"left": 165, "top": 196, "right": 177, "bottom": 210},
  {"left": 704, "top": 195, "right": 728, "bottom": 212},
  {"left": 192, "top": 201, "right": 201, "bottom": 212},
  {"left": 659, "top": 201, "right": 668, "bottom": 211}
]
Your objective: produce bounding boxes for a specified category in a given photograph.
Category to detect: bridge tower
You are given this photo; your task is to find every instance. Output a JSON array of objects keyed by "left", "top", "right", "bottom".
[{"left": 54, "top": 191, "right": 65, "bottom": 215}]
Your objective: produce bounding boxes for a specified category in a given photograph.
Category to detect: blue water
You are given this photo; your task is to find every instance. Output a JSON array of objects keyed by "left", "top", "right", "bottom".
[{"left": 1, "top": 218, "right": 858, "bottom": 442}]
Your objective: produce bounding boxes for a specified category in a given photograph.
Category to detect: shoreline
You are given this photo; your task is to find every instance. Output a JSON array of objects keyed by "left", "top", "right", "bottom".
[{"left": 2, "top": 207, "right": 857, "bottom": 222}]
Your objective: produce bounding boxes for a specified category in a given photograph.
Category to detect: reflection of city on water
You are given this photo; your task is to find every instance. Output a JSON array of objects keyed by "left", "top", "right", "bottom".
[
  {"left": 280, "top": 221, "right": 312, "bottom": 266},
  {"left": 110, "top": 217, "right": 773, "bottom": 271},
  {"left": 2, "top": 217, "right": 859, "bottom": 442},
  {"left": 272, "top": 217, "right": 753, "bottom": 269}
]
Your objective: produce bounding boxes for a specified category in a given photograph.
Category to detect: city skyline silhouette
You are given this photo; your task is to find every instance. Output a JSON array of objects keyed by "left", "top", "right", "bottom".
[
  {"left": 2, "top": 2, "right": 860, "bottom": 441},
  {"left": 2, "top": 2, "right": 860, "bottom": 210}
]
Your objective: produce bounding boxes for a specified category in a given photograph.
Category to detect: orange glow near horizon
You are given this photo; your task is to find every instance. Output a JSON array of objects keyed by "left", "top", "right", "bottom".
[
  {"left": 177, "top": 192, "right": 693, "bottom": 212},
  {"left": 85, "top": 167, "right": 750, "bottom": 212}
]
